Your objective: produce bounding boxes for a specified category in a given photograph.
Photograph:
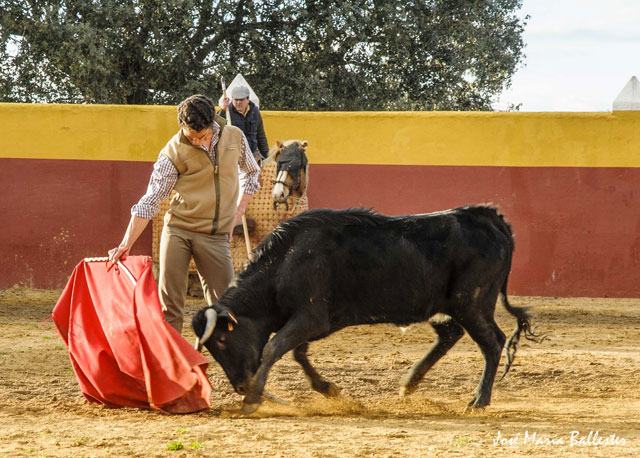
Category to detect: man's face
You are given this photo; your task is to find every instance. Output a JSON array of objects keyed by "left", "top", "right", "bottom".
[
  {"left": 182, "top": 125, "right": 213, "bottom": 148},
  {"left": 232, "top": 97, "right": 250, "bottom": 112}
]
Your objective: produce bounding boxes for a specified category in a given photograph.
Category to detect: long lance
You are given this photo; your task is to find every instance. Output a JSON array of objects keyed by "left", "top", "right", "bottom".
[
  {"left": 222, "top": 76, "right": 253, "bottom": 261},
  {"left": 220, "top": 76, "right": 232, "bottom": 126}
]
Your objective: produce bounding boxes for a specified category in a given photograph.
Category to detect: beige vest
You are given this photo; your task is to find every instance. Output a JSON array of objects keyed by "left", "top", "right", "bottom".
[{"left": 161, "top": 125, "right": 243, "bottom": 234}]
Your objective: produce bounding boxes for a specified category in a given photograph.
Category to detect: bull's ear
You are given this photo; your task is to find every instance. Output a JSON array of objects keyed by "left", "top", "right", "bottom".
[
  {"left": 218, "top": 309, "right": 238, "bottom": 332},
  {"left": 276, "top": 139, "right": 283, "bottom": 148},
  {"left": 301, "top": 140, "right": 308, "bottom": 149}
]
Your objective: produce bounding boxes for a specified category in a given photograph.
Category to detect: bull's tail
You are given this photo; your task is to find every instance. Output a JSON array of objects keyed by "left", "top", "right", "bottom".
[{"left": 499, "top": 283, "right": 546, "bottom": 381}]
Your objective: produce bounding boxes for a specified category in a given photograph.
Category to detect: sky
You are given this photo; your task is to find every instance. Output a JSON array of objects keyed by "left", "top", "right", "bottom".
[{"left": 495, "top": 0, "right": 640, "bottom": 112}]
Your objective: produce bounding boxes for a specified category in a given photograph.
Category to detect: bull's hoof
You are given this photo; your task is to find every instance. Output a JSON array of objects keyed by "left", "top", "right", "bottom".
[
  {"left": 399, "top": 381, "right": 419, "bottom": 397},
  {"left": 462, "top": 404, "right": 487, "bottom": 415},
  {"left": 400, "top": 373, "right": 421, "bottom": 397},
  {"left": 464, "top": 393, "right": 490, "bottom": 412},
  {"left": 325, "top": 381, "right": 341, "bottom": 398},
  {"left": 399, "top": 370, "right": 422, "bottom": 397},
  {"left": 313, "top": 379, "right": 341, "bottom": 397},
  {"left": 242, "top": 391, "right": 263, "bottom": 411},
  {"left": 241, "top": 402, "right": 261, "bottom": 414}
]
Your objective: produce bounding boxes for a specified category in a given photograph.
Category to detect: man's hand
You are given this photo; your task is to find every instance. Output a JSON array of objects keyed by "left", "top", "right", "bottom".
[
  {"left": 107, "top": 246, "right": 128, "bottom": 268},
  {"left": 107, "top": 215, "right": 150, "bottom": 267},
  {"left": 219, "top": 96, "right": 230, "bottom": 111}
]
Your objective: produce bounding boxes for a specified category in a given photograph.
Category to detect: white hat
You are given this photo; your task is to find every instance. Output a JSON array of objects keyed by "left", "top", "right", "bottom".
[{"left": 231, "top": 85, "right": 250, "bottom": 99}]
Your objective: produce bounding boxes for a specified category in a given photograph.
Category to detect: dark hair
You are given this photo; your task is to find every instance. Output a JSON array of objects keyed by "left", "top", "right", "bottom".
[{"left": 177, "top": 94, "right": 215, "bottom": 131}]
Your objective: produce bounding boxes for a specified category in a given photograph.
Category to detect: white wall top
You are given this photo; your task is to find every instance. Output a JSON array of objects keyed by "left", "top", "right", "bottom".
[{"left": 613, "top": 76, "right": 640, "bottom": 111}]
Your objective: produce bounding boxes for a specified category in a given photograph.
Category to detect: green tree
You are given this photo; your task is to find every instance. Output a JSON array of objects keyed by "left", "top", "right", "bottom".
[{"left": 0, "top": 0, "right": 527, "bottom": 110}]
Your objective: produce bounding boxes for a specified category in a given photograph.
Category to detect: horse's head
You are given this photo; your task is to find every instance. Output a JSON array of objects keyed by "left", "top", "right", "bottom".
[{"left": 270, "top": 140, "right": 309, "bottom": 210}]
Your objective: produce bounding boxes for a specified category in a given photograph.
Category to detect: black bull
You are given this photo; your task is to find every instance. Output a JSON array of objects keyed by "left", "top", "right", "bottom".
[{"left": 193, "top": 206, "right": 542, "bottom": 412}]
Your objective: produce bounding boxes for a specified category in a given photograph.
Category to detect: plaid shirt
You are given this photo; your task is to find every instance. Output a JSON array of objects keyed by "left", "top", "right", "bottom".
[{"left": 132, "top": 122, "right": 260, "bottom": 219}]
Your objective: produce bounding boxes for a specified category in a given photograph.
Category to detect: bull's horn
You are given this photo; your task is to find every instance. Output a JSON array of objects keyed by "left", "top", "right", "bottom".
[
  {"left": 198, "top": 308, "right": 218, "bottom": 349},
  {"left": 262, "top": 390, "right": 290, "bottom": 406}
]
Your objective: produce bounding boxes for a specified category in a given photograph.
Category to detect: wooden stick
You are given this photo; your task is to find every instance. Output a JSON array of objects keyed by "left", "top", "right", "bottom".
[
  {"left": 221, "top": 76, "right": 232, "bottom": 126},
  {"left": 223, "top": 76, "right": 252, "bottom": 262},
  {"left": 242, "top": 214, "right": 254, "bottom": 261}
]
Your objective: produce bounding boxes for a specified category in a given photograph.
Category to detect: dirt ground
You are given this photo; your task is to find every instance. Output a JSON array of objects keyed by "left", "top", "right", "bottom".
[{"left": 1, "top": 286, "right": 639, "bottom": 457}]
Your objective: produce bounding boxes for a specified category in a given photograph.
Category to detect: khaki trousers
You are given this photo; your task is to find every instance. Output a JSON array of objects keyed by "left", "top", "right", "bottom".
[{"left": 159, "top": 225, "right": 234, "bottom": 333}]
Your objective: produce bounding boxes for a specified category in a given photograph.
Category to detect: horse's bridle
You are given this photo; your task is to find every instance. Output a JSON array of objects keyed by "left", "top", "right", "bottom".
[{"left": 272, "top": 173, "right": 301, "bottom": 194}]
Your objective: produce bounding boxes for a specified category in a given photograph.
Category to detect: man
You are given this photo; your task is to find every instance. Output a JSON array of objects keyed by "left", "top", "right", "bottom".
[
  {"left": 108, "top": 94, "right": 260, "bottom": 333},
  {"left": 219, "top": 85, "right": 269, "bottom": 163}
]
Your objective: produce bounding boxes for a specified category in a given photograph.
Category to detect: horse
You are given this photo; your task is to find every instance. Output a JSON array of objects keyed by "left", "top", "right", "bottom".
[
  {"left": 229, "top": 140, "right": 310, "bottom": 272},
  {"left": 271, "top": 140, "right": 309, "bottom": 211}
]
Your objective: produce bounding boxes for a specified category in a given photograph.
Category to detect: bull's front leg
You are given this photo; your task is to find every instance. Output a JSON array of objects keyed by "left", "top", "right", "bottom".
[
  {"left": 242, "top": 314, "right": 329, "bottom": 413},
  {"left": 294, "top": 342, "right": 340, "bottom": 397}
]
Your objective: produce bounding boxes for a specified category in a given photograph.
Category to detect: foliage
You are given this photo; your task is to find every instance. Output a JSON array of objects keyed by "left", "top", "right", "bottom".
[
  {"left": 0, "top": 0, "right": 527, "bottom": 110},
  {"left": 165, "top": 437, "right": 184, "bottom": 451},
  {"left": 165, "top": 429, "right": 203, "bottom": 451}
]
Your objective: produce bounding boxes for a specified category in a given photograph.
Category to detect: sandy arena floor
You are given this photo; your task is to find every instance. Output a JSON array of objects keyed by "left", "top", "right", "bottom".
[{"left": 1, "top": 286, "right": 638, "bottom": 457}]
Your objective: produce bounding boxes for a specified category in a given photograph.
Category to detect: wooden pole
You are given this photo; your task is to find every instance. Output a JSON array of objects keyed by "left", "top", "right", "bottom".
[
  {"left": 242, "top": 215, "right": 254, "bottom": 261},
  {"left": 222, "top": 76, "right": 253, "bottom": 262}
]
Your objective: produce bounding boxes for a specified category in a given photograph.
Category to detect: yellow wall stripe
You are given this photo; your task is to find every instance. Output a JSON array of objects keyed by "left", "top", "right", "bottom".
[
  {"left": 266, "top": 111, "right": 640, "bottom": 168},
  {"left": 1, "top": 103, "right": 639, "bottom": 167},
  {"left": 1, "top": 103, "right": 176, "bottom": 162}
]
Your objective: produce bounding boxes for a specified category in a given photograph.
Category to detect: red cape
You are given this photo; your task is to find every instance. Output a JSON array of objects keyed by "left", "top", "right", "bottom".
[{"left": 52, "top": 255, "right": 211, "bottom": 413}]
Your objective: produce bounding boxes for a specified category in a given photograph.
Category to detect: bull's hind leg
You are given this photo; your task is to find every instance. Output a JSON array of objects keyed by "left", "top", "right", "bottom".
[
  {"left": 294, "top": 342, "right": 341, "bottom": 397},
  {"left": 455, "top": 312, "right": 506, "bottom": 408},
  {"left": 400, "top": 317, "right": 465, "bottom": 396}
]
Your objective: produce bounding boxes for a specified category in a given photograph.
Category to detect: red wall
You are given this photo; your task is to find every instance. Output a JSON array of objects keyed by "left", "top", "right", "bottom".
[
  {"left": 2, "top": 158, "right": 153, "bottom": 289},
  {"left": 307, "top": 164, "right": 640, "bottom": 297},
  {"left": 3, "top": 159, "right": 639, "bottom": 297}
]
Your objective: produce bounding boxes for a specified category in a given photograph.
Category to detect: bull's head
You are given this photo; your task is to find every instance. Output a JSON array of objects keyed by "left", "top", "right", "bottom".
[
  {"left": 272, "top": 140, "right": 309, "bottom": 209},
  {"left": 192, "top": 305, "right": 263, "bottom": 395}
]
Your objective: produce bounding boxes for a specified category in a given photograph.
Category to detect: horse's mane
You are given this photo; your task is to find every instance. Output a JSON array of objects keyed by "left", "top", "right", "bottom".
[{"left": 266, "top": 139, "right": 306, "bottom": 162}]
